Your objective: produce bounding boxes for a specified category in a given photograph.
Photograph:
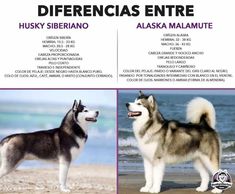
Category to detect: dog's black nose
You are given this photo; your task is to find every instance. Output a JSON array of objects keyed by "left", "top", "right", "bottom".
[
  {"left": 96, "top": 111, "right": 99, "bottom": 116},
  {"left": 126, "top": 103, "right": 129, "bottom": 108}
]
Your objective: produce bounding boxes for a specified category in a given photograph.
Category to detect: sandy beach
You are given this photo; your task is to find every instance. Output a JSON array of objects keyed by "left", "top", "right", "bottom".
[
  {"left": 119, "top": 171, "right": 235, "bottom": 194},
  {"left": 0, "top": 164, "right": 116, "bottom": 194}
]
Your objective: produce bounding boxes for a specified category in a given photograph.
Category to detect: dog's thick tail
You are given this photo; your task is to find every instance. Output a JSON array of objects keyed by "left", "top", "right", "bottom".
[{"left": 186, "top": 97, "right": 216, "bottom": 128}]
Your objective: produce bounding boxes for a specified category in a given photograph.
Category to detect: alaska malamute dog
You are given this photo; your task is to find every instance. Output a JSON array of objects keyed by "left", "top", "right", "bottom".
[
  {"left": 0, "top": 100, "right": 99, "bottom": 192},
  {"left": 126, "top": 91, "right": 222, "bottom": 193}
]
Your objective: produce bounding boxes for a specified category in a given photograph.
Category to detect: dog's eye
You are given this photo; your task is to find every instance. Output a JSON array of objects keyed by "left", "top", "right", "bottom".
[
  {"left": 84, "top": 110, "right": 88, "bottom": 112},
  {"left": 137, "top": 103, "right": 141, "bottom": 105}
]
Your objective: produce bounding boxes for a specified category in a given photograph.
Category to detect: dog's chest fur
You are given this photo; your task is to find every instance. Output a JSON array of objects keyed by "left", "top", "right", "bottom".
[
  {"left": 70, "top": 137, "right": 86, "bottom": 160},
  {"left": 133, "top": 121, "right": 159, "bottom": 162}
]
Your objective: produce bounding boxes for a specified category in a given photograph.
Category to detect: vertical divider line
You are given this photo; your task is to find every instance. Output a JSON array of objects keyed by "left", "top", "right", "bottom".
[
  {"left": 116, "top": 89, "right": 119, "bottom": 194},
  {"left": 117, "top": 29, "right": 119, "bottom": 83}
]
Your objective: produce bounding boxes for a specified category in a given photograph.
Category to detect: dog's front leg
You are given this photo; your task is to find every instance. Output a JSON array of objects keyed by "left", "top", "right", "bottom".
[
  {"left": 149, "top": 159, "right": 165, "bottom": 193},
  {"left": 59, "top": 159, "right": 71, "bottom": 192},
  {"left": 140, "top": 158, "right": 153, "bottom": 192}
]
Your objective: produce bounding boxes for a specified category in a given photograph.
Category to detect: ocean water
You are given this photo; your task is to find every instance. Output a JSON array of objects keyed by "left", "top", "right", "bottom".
[
  {"left": 0, "top": 102, "right": 116, "bottom": 168},
  {"left": 118, "top": 91, "right": 235, "bottom": 173}
]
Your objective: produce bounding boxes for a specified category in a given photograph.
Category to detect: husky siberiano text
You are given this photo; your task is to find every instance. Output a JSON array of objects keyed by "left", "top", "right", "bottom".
[
  {"left": 0, "top": 100, "right": 99, "bottom": 192},
  {"left": 126, "top": 91, "right": 222, "bottom": 193}
]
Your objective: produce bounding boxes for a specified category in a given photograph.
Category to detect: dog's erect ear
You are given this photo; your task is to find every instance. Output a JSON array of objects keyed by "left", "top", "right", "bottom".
[
  {"left": 139, "top": 90, "right": 144, "bottom": 96},
  {"left": 77, "top": 100, "right": 84, "bottom": 112},
  {"left": 148, "top": 95, "right": 156, "bottom": 108},
  {"left": 72, "top": 99, "right": 84, "bottom": 112},
  {"left": 72, "top": 100, "right": 78, "bottom": 111}
]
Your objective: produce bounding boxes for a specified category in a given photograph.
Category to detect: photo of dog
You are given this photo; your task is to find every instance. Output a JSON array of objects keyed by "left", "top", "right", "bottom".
[
  {"left": 125, "top": 91, "right": 222, "bottom": 193},
  {"left": 0, "top": 90, "right": 116, "bottom": 193},
  {"left": 0, "top": 100, "right": 98, "bottom": 192}
]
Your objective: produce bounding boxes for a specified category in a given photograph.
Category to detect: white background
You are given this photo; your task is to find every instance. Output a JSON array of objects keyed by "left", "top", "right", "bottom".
[{"left": 0, "top": 0, "right": 234, "bottom": 88}]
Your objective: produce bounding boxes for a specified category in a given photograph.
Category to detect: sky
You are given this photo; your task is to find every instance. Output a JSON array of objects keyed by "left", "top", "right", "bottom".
[
  {"left": 0, "top": 90, "right": 234, "bottom": 107},
  {"left": 0, "top": 90, "right": 116, "bottom": 107}
]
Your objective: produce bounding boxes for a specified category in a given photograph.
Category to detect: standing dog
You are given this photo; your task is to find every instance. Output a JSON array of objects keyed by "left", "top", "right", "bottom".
[
  {"left": 126, "top": 91, "right": 222, "bottom": 193},
  {"left": 0, "top": 100, "right": 99, "bottom": 192}
]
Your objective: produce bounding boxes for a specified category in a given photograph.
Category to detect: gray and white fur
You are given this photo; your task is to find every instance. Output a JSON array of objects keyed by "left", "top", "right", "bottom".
[{"left": 126, "top": 91, "right": 222, "bottom": 193}]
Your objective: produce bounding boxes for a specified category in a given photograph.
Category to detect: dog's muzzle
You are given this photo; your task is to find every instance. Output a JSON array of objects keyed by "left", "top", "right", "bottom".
[
  {"left": 126, "top": 103, "right": 142, "bottom": 117},
  {"left": 85, "top": 111, "right": 99, "bottom": 122},
  {"left": 127, "top": 111, "right": 142, "bottom": 117}
]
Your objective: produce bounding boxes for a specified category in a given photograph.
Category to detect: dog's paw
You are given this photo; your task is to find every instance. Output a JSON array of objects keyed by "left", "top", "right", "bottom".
[
  {"left": 60, "top": 187, "right": 71, "bottom": 193},
  {"left": 211, "top": 188, "right": 223, "bottom": 193},
  {"left": 196, "top": 186, "right": 208, "bottom": 192},
  {"left": 149, "top": 186, "right": 160, "bottom": 193},
  {"left": 140, "top": 186, "right": 151, "bottom": 192},
  {"left": 61, "top": 188, "right": 71, "bottom": 193}
]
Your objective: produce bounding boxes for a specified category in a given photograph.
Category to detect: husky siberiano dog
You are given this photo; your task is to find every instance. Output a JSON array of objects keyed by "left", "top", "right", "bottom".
[
  {"left": 0, "top": 100, "right": 99, "bottom": 192},
  {"left": 126, "top": 91, "right": 222, "bottom": 193}
]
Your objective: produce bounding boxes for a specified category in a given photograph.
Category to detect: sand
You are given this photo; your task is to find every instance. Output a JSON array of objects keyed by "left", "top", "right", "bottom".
[
  {"left": 119, "top": 171, "right": 235, "bottom": 194},
  {"left": 0, "top": 164, "right": 116, "bottom": 194},
  {"left": 1, "top": 165, "right": 234, "bottom": 194}
]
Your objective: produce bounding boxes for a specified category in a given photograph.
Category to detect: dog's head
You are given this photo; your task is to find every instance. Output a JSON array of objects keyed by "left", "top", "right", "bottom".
[
  {"left": 126, "top": 91, "right": 157, "bottom": 120},
  {"left": 72, "top": 100, "right": 99, "bottom": 124}
]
